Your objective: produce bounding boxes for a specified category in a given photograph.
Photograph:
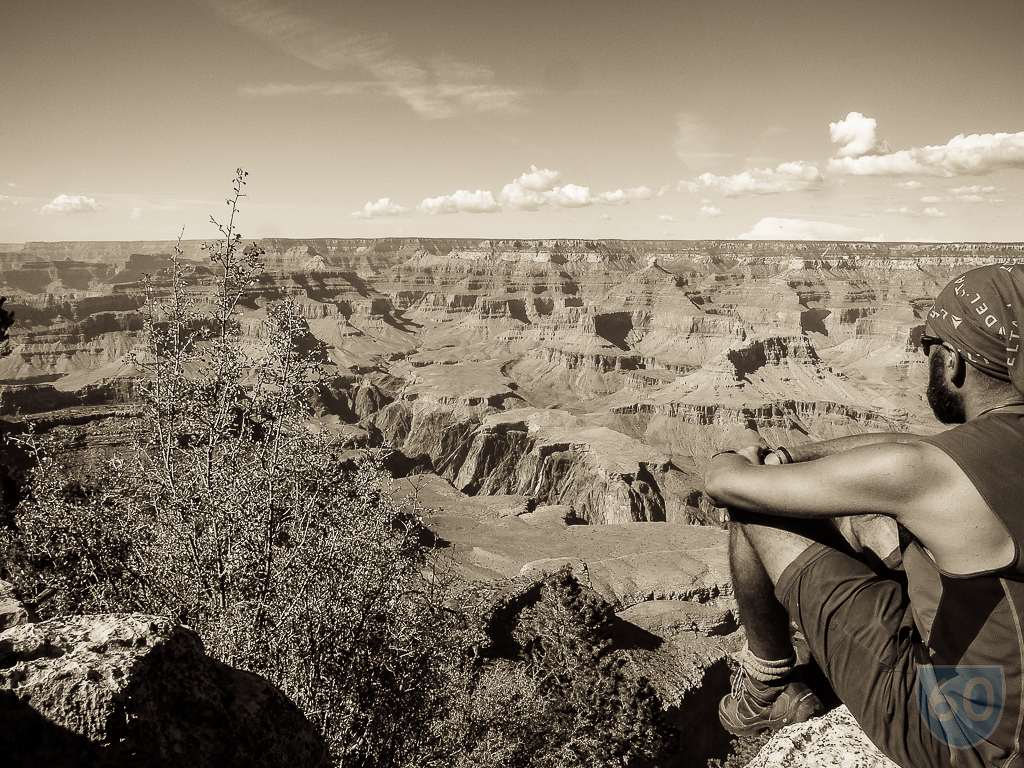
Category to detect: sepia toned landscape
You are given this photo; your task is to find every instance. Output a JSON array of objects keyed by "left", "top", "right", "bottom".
[
  {"left": 5, "top": 0, "right": 1024, "bottom": 765},
  {"left": 1, "top": 227, "right": 1020, "bottom": 766}
]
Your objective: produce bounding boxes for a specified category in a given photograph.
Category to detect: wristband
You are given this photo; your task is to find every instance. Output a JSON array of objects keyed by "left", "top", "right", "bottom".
[
  {"left": 771, "top": 446, "right": 794, "bottom": 465},
  {"left": 710, "top": 450, "right": 738, "bottom": 460}
]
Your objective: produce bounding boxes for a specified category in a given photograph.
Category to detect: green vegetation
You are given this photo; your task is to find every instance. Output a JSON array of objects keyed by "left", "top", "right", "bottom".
[{"left": 0, "top": 172, "right": 676, "bottom": 767}]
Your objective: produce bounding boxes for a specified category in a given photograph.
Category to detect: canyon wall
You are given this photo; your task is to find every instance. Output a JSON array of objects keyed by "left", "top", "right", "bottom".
[{"left": 1, "top": 238, "right": 1022, "bottom": 522}]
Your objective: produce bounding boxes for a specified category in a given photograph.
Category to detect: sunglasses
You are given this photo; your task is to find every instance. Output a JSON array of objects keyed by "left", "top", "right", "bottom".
[{"left": 920, "top": 334, "right": 944, "bottom": 357}]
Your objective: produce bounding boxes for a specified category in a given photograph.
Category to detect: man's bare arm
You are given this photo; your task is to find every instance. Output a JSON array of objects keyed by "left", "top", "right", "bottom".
[
  {"left": 705, "top": 440, "right": 944, "bottom": 521},
  {"left": 779, "top": 432, "right": 925, "bottom": 464},
  {"left": 706, "top": 431, "right": 1014, "bottom": 574}
]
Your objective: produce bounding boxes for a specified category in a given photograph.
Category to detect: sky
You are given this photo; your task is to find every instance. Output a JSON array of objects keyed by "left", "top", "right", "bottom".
[{"left": 2, "top": 0, "right": 1023, "bottom": 244}]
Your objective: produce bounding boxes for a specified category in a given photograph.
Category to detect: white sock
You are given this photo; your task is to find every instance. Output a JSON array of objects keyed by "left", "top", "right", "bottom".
[{"left": 742, "top": 644, "right": 796, "bottom": 684}]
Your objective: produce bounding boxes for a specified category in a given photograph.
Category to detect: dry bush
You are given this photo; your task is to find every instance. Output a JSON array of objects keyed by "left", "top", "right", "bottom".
[
  {"left": 1, "top": 171, "right": 469, "bottom": 767},
  {"left": 448, "top": 567, "right": 678, "bottom": 768}
]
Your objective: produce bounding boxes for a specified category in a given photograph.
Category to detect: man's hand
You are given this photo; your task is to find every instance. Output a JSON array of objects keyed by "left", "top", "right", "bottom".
[
  {"left": 735, "top": 427, "right": 770, "bottom": 465},
  {"left": 713, "top": 423, "right": 771, "bottom": 465}
]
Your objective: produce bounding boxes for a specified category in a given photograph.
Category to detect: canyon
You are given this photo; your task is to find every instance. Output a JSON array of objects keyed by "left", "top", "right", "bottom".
[
  {"left": 3, "top": 237, "right": 1022, "bottom": 520},
  {"left": 1, "top": 237, "right": 1022, "bottom": 765}
]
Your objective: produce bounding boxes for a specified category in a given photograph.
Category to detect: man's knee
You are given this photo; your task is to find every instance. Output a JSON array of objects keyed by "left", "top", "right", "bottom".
[
  {"left": 729, "top": 513, "right": 843, "bottom": 584},
  {"left": 731, "top": 525, "right": 811, "bottom": 584},
  {"left": 836, "top": 515, "right": 901, "bottom": 570}
]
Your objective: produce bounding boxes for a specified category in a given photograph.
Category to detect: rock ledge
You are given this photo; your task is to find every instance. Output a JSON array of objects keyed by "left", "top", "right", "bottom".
[
  {"left": 745, "top": 705, "right": 899, "bottom": 768},
  {"left": 0, "top": 613, "right": 330, "bottom": 768}
]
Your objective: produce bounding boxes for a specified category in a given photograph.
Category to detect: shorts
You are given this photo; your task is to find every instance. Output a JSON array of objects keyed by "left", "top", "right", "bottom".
[{"left": 777, "top": 542, "right": 954, "bottom": 768}]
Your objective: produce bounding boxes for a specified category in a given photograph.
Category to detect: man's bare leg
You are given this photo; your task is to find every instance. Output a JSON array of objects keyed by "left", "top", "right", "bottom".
[
  {"left": 719, "top": 512, "right": 836, "bottom": 735},
  {"left": 729, "top": 523, "right": 801, "bottom": 661}
]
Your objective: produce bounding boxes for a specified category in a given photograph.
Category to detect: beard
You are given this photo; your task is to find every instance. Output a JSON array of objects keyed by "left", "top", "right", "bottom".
[{"left": 927, "top": 352, "right": 967, "bottom": 424}]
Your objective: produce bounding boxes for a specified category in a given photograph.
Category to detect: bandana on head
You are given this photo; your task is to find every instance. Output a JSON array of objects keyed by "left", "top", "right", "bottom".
[{"left": 926, "top": 264, "right": 1024, "bottom": 395}]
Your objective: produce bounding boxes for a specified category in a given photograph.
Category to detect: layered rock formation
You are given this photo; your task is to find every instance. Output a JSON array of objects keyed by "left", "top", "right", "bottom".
[
  {"left": 450, "top": 409, "right": 696, "bottom": 524},
  {"left": 3, "top": 237, "right": 1020, "bottom": 530}
]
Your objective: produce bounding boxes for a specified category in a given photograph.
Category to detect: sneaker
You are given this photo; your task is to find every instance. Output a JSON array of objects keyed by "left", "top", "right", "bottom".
[{"left": 718, "top": 664, "right": 825, "bottom": 736}]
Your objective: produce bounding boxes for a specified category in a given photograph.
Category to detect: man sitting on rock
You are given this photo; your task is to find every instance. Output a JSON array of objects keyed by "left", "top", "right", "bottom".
[{"left": 705, "top": 264, "right": 1024, "bottom": 767}]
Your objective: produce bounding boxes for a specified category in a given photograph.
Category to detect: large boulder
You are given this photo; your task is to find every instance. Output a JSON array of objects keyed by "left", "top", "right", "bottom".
[{"left": 0, "top": 614, "right": 330, "bottom": 768}]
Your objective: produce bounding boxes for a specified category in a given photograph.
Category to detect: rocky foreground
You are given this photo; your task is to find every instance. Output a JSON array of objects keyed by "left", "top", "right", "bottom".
[
  {"left": 0, "top": 591, "right": 331, "bottom": 768},
  {"left": 2, "top": 237, "right": 1021, "bottom": 765}
]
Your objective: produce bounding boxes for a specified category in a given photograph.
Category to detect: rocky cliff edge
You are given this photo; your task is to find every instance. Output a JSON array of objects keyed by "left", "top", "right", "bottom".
[{"left": 0, "top": 609, "right": 330, "bottom": 768}]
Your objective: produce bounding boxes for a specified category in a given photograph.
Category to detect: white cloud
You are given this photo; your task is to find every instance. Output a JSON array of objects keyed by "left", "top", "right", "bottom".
[
  {"left": 386, "top": 60, "right": 519, "bottom": 119},
  {"left": 951, "top": 184, "right": 997, "bottom": 195},
  {"left": 829, "top": 112, "right": 887, "bottom": 158},
  {"left": 895, "top": 180, "right": 923, "bottom": 189},
  {"left": 39, "top": 194, "right": 103, "bottom": 215},
  {"left": 600, "top": 213, "right": 611, "bottom": 221},
  {"left": 208, "top": 0, "right": 520, "bottom": 119},
  {"left": 500, "top": 167, "right": 560, "bottom": 211},
  {"left": 0, "top": 195, "right": 18, "bottom": 210},
  {"left": 595, "top": 186, "right": 653, "bottom": 205},
  {"left": 695, "top": 161, "right": 823, "bottom": 197},
  {"left": 739, "top": 217, "right": 872, "bottom": 241},
  {"left": 131, "top": 207, "right": 144, "bottom": 220},
  {"left": 499, "top": 166, "right": 652, "bottom": 211},
  {"left": 672, "top": 180, "right": 701, "bottom": 194},
  {"left": 920, "top": 195, "right": 942, "bottom": 203},
  {"left": 242, "top": 71, "right": 520, "bottom": 118},
  {"left": 658, "top": 214, "right": 678, "bottom": 222},
  {"left": 948, "top": 184, "right": 1001, "bottom": 204},
  {"left": 5, "top": 182, "right": 16, "bottom": 188},
  {"left": 359, "top": 167, "right": 655, "bottom": 218},
  {"left": 543, "top": 183, "right": 593, "bottom": 209},
  {"left": 883, "top": 205, "right": 945, "bottom": 219},
  {"left": 351, "top": 197, "right": 408, "bottom": 218},
  {"left": 515, "top": 166, "right": 561, "bottom": 193},
  {"left": 828, "top": 125, "right": 1024, "bottom": 177},
  {"left": 698, "top": 205, "right": 723, "bottom": 218},
  {"left": 417, "top": 189, "right": 500, "bottom": 215}
]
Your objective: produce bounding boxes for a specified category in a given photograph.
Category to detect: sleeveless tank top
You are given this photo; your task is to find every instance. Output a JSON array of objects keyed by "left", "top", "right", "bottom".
[{"left": 912, "top": 410, "right": 1024, "bottom": 765}]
